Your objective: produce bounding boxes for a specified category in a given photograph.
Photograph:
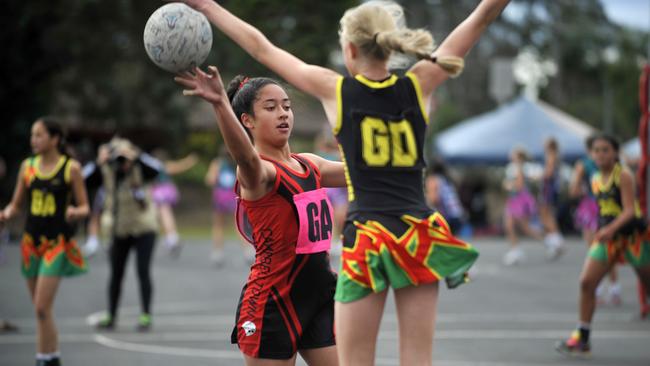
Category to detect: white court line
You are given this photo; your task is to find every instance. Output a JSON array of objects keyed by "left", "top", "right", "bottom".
[
  {"left": 10, "top": 311, "right": 639, "bottom": 328},
  {"left": 93, "top": 334, "right": 242, "bottom": 360},
  {"left": 1, "top": 329, "right": 647, "bottom": 345}
]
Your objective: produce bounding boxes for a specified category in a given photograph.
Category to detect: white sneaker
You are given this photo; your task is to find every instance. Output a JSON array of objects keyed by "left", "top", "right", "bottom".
[
  {"left": 503, "top": 247, "right": 525, "bottom": 266},
  {"left": 82, "top": 236, "right": 100, "bottom": 258},
  {"left": 211, "top": 249, "right": 225, "bottom": 268},
  {"left": 164, "top": 233, "right": 182, "bottom": 258},
  {"left": 608, "top": 283, "right": 622, "bottom": 306},
  {"left": 544, "top": 232, "right": 565, "bottom": 260}
]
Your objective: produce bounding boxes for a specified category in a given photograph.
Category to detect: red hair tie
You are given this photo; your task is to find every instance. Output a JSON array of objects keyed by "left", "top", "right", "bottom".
[{"left": 238, "top": 77, "right": 250, "bottom": 90}]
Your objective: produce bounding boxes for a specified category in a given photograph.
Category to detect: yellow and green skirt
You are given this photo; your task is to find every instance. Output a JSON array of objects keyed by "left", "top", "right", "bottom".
[
  {"left": 588, "top": 229, "right": 650, "bottom": 268},
  {"left": 335, "top": 212, "right": 478, "bottom": 303},
  {"left": 21, "top": 233, "right": 87, "bottom": 278}
]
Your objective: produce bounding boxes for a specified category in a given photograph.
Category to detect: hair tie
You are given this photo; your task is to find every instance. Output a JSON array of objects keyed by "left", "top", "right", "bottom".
[{"left": 238, "top": 77, "right": 250, "bottom": 90}]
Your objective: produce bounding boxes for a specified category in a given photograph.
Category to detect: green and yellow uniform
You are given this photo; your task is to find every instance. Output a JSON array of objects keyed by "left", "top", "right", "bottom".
[
  {"left": 588, "top": 163, "right": 650, "bottom": 267},
  {"left": 20, "top": 155, "right": 86, "bottom": 278},
  {"left": 333, "top": 73, "right": 478, "bottom": 303}
]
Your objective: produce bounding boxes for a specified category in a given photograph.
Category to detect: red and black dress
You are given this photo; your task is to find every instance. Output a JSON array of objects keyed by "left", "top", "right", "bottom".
[{"left": 231, "top": 154, "right": 337, "bottom": 359}]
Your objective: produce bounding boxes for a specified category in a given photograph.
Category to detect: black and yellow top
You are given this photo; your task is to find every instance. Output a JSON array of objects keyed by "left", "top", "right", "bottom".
[
  {"left": 334, "top": 72, "right": 429, "bottom": 215},
  {"left": 591, "top": 163, "right": 646, "bottom": 237},
  {"left": 23, "top": 155, "right": 75, "bottom": 241}
]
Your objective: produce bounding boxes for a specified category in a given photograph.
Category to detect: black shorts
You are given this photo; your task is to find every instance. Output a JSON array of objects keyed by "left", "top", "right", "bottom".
[{"left": 231, "top": 252, "right": 337, "bottom": 359}]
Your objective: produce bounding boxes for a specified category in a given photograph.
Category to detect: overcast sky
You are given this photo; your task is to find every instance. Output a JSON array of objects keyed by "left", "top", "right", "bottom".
[{"left": 600, "top": 0, "right": 649, "bottom": 30}]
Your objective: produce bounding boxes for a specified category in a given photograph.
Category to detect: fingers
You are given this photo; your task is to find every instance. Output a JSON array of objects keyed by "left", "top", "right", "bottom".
[
  {"left": 194, "top": 66, "right": 210, "bottom": 79},
  {"left": 182, "top": 90, "right": 199, "bottom": 96},
  {"left": 174, "top": 76, "right": 196, "bottom": 89}
]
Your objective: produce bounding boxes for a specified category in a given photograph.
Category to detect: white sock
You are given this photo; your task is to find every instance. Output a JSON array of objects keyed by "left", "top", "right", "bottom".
[
  {"left": 165, "top": 232, "right": 179, "bottom": 247},
  {"left": 36, "top": 351, "right": 60, "bottom": 361}
]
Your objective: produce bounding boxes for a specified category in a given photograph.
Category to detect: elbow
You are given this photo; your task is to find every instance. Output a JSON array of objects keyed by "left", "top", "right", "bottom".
[{"left": 78, "top": 205, "right": 90, "bottom": 219}]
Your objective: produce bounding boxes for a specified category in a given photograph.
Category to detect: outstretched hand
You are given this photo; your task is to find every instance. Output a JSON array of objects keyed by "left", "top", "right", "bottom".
[{"left": 174, "top": 66, "right": 227, "bottom": 105}]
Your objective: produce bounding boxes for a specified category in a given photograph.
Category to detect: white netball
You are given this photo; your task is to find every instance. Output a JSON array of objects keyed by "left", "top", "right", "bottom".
[{"left": 143, "top": 3, "right": 213, "bottom": 73}]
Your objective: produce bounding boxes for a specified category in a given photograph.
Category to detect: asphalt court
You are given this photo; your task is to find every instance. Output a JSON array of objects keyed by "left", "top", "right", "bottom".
[{"left": 1, "top": 236, "right": 649, "bottom": 365}]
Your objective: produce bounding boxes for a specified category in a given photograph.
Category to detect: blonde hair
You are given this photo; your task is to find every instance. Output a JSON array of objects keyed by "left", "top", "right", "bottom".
[{"left": 339, "top": 0, "right": 464, "bottom": 76}]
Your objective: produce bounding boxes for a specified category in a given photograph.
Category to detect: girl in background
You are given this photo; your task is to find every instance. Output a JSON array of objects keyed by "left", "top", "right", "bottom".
[
  {"left": 556, "top": 134, "right": 650, "bottom": 357},
  {"left": 539, "top": 137, "right": 565, "bottom": 259},
  {"left": 570, "top": 135, "right": 620, "bottom": 305},
  {"left": 204, "top": 146, "right": 254, "bottom": 266},
  {"left": 425, "top": 158, "right": 466, "bottom": 234},
  {"left": 0, "top": 117, "right": 89, "bottom": 366},
  {"left": 151, "top": 150, "right": 198, "bottom": 257}
]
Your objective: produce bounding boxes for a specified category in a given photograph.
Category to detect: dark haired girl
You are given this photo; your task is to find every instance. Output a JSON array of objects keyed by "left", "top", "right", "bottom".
[
  {"left": 557, "top": 134, "right": 650, "bottom": 357},
  {"left": 176, "top": 68, "right": 346, "bottom": 365},
  {"left": 0, "top": 117, "right": 89, "bottom": 366}
]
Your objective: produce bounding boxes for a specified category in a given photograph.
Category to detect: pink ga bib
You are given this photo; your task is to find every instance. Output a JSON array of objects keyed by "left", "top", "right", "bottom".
[{"left": 293, "top": 188, "right": 333, "bottom": 254}]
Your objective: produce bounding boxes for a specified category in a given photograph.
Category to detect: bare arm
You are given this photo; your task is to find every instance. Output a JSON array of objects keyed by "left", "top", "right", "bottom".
[
  {"left": 410, "top": 0, "right": 510, "bottom": 97},
  {"left": 425, "top": 176, "right": 441, "bottom": 206},
  {"left": 299, "top": 153, "right": 346, "bottom": 188},
  {"left": 568, "top": 161, "right": 585, "bottom": 198},
  {"left": 175, "top": 66, "right": 274, "bottom": 199},
  {"left": 65, "top": 161, "right": 90, "bottom": 222},
  {"left": 0, "top": 162, "right": 28, "bottom": 222},
  {"left": 178, "top": 1, "right": 340, "bottom": 107},
  {"left": 204, "top": 159, "right": 220, "bottom": 187},
  {"left": 165, "top": 153, "right": 199, "bottom": 175}
]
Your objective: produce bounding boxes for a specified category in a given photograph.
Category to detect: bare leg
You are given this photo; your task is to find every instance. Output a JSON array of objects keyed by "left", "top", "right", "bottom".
[
  {"left": 300, "top": 345, "right": 338, "bottom": 366},
  {"left": 539, "top": 205, "right": 559, "bottom": 233},
  {"left": 243, "top": 354, "right": 297, "bottom": 366},
  {"left": 517, "top": 218, "right": 544, "bottom": 240},
  {"left": 394, "top": 283, "right": 439, "bottom": 366},
  {"left": 634, "top": 265, "right": 650, "bottom": 296},
  {"left": 33, "top": 276, "right": 61, "bottom": 353},
  {"left": 579, "top": 258, "right": 613, "bottom": 324},
  {"left": 211, "top": 211, "right": 226, "bottom": 265},
  {"left": 504, "top": 215, "right": 518, "bottom": 248},
  {"left": 26, "top": 278, "right": 37, "bottom": 301},
  {"left": 335, "top": 290, "right": 388, "bottom": 366},
  {"left": 158, "top": 204, "right": 177, "bottom": 237}
]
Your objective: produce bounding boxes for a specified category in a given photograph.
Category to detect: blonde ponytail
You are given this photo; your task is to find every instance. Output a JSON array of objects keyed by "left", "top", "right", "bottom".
[
  {"left": 431, "top": 55, "right": 465, "bottom": 78},
  {"left": 340, "top": 1, "right": 465, "bottom": 76}
]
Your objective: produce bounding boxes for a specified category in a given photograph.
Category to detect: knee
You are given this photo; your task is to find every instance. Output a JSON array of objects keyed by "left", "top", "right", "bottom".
[
  {"left": 579, "top": 276, "right": 598, "bottom": 294},
  {"left": 34, "top": 304, "right": 50, "bottom": 322}
]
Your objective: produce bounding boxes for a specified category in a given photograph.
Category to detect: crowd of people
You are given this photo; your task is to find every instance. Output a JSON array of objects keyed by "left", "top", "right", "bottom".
[{"left": 1, "top": 1, "right": 649, "bottom": 365}]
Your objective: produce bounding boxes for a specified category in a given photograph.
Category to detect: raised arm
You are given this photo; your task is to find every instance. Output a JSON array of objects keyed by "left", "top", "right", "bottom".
[
  {"left": 410, "top": 0, "right": 510, "bottom": 97},
  {"left": 177, "top": 1, "right": 340, "bottom": 104},
  {"left": 175, "top": 66, "right": 274, "bottom": 197},
  {"left": 164, "top": 153, "right": 199, "bottom": 175}
]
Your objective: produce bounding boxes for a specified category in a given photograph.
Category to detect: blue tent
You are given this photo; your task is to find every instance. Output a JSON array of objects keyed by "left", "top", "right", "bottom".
[
  {"left": 433, "top": 96, "right": 596, "bottom": 164},
  {"left": 623, "top": 137, "right": 640, "bottom": 159}
]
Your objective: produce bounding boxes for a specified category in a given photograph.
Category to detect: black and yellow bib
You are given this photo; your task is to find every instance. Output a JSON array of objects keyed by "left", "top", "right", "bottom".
[
  {"left": 592, "top": 163, "right": 646, "bottom": 236},
  {"left": 334, "top": 72, "right": 429, "bottom": 214},
  {"left": 23, "top": 155, "right": 74, "bottom": 241}
]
